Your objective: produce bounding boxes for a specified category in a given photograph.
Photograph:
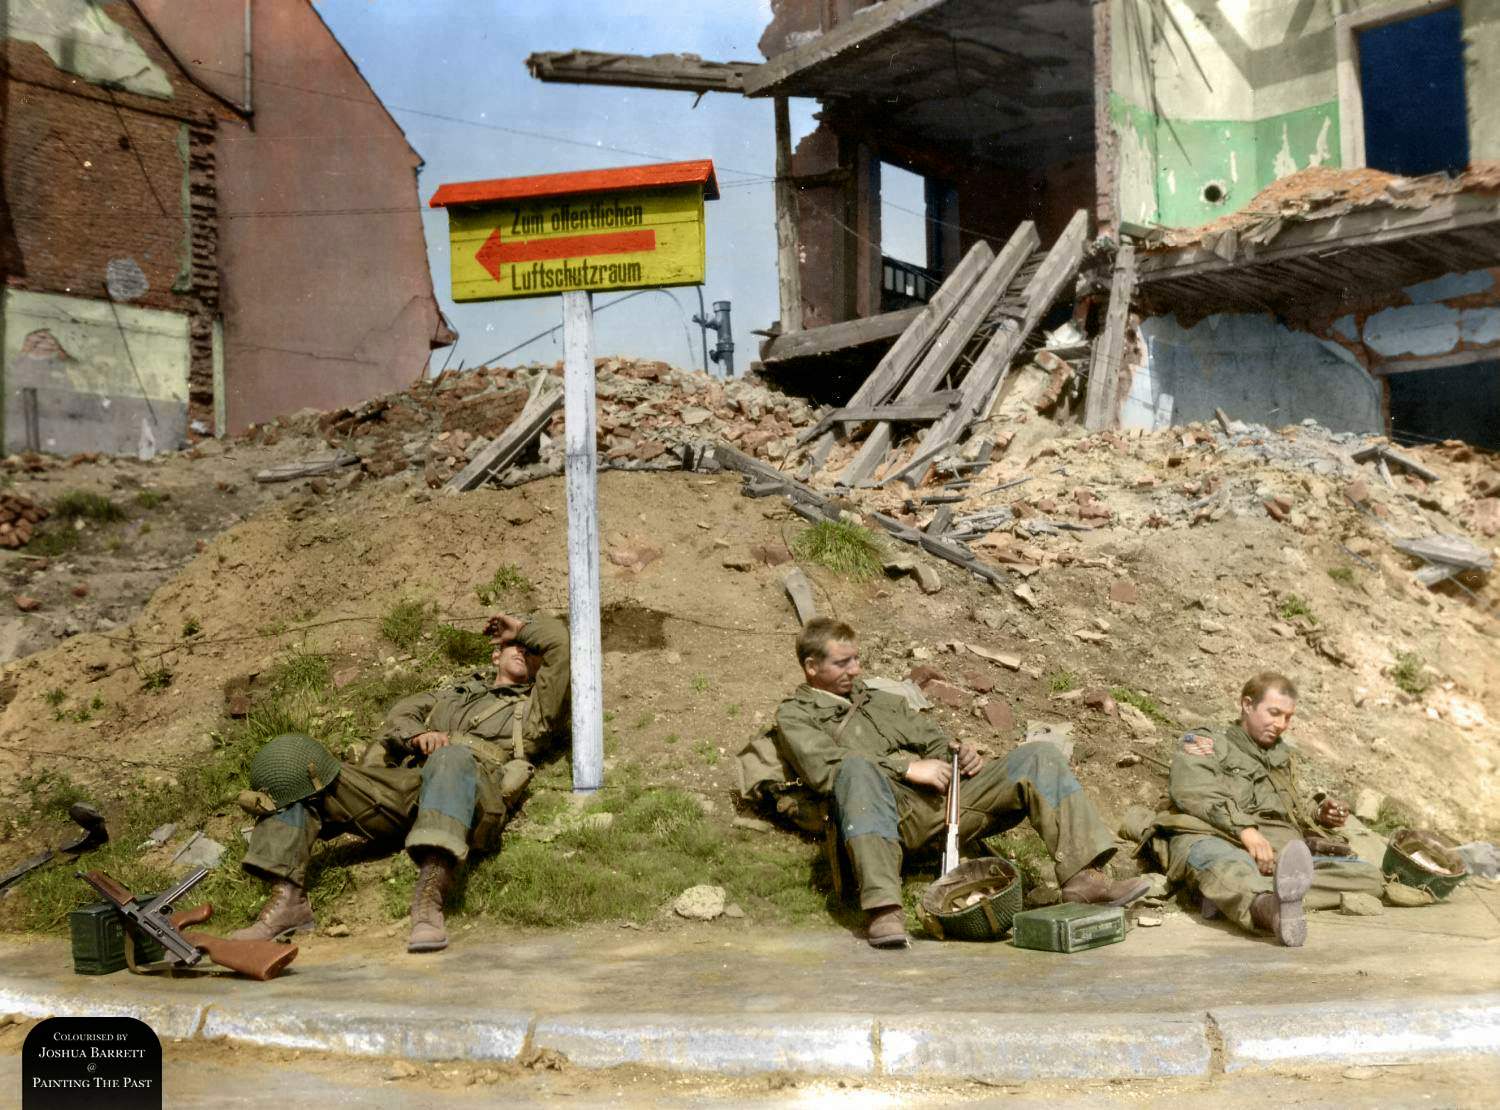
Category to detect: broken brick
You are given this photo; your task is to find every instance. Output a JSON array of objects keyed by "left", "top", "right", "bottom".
[
  {"left": 924, "top": 680, "right": 968, "bottom": 709},
  {"left": 13, "top": 595, "right": 40, "bottom": 612},
  {"left": 979, "top": 700, "right": 1014, "bottom": 733},
  {"left": 963, "top": 670, "right": 995, "bottom": 694},
  {"left": 1108, "top": 579, "right": 1139, "bottom": 605},
  {"left": 907, "top": 664, "right": 944, "bottom": 688}
]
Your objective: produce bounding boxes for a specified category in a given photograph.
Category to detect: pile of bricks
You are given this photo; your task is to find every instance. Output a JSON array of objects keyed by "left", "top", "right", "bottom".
[{"left": 0, "top": 494, "right": 48, "bottom": 548}]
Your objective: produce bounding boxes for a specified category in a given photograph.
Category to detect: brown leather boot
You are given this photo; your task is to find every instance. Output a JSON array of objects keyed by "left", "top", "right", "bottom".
[
  {"left": 1250, "top": 837, "right": 1312, "bottom": 946},
  {"left": 865, "top": 905, "right": 910, "bottom": 949},
  {"left": 1061, "top": 868, "right": 1151, "bottom": 907},
  {"left": 228, "top": 880, "right": 314, "bottom": 941},
  {"left": 407, "top": 851, "right": 456, "bottom": 953}
]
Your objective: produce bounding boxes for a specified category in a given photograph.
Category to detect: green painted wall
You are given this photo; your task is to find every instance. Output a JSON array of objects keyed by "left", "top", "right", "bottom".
[{"left": 1112, "top": 95, "right": 1340, "bottom": 228}]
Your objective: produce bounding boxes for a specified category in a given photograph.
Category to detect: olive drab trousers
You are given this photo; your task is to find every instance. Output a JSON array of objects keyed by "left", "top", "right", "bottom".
[
  {"left": 835, "top": 741, "right": 1119, "bottom": 910},
  {"left": 241, "top": 746, "right": 516, "bottom": 886},
  {"left": 1166, "top": 821, "right": 1385, "bottom": 930}
]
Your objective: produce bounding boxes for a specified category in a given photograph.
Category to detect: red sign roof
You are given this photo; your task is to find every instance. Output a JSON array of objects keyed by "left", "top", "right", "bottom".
[{"left": 430, "top": 159, "right": 718, "bottom": 209}]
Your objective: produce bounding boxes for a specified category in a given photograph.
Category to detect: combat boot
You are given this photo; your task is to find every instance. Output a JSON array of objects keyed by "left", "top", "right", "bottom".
[
  {"left": 229, "top": 880, "right": 314, "bottom": 941},
  {"left": 1249, "top": 837, "right": 1313, "bottom": 946},
  {"left": 1061, "top": 868, "right": 1150, "bottom": 907},
  {"left": 407, "top": 850, "right": 456, "bottom": 953},
  {"left": 865, "top": 904, "right": 910, "bottom": 950}
]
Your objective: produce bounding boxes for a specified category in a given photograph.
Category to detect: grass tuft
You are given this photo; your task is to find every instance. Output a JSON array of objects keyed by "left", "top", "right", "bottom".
[
  {"left": 1110, "top": 686, "right": 1175, "bottom": 727},
  {"left": 1277, "top": 594, "right": 1317, "bottom": 624},
  {"left": 792, "top": 520, "right": 883, "bottom": 581},
  {"left": 475, "top": 564, "right": 531, "bottom": 606},
  {"left": 135, "top": 489, "right": 168, "bottom": 510},
  {"left": 52, "top": 490, "right": 126, "bottom": 523},
  {"left": 1047, "top": 670, "right": 1079, "bottom": 694},
  {"left": 379, "top": 599, "right": 429, "bottom": 651},
  {"left": 1326, "top": 566, "right": 1355, "bottom": 586},
  {"left": 1391, "top": 650, "right": 1429, "bottom": 697}
]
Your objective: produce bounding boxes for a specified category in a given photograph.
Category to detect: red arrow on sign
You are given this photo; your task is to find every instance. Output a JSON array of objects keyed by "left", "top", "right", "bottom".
[{"left": 475, "top": 227, "right": 657, "bottom": 283}]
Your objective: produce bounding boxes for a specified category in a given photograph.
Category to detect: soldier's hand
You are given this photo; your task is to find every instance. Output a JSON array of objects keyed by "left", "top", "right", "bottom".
[
  {"left": 412, "top": 730, "right": 451, "bottom": 755},
  {"left": 1239, "top": 827, "right": 1275, "bottom": 875},
  {"left": 484, "top": 613, "right": 525, "bottom": 644},
  {"left": 952, "top": 740, "right": 984, "bottom": 777},
  {"left": 1318, "top": 797, "right": 1350, "bottom": 828},
  {"left": 905, "top": 759, "right": 952, "bottom": 792}
]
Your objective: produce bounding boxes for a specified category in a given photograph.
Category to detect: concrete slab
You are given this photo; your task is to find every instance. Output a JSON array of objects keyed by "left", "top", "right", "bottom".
[
  {"left": 1213, "top": 994, "right": 1500, "bottom": 1072},
  {"left": 0, "top": 983, "right": 205, "bottom": 1040},
  {"left": 880, "top": 1011, "right": 1211, "bottom": 1081}
]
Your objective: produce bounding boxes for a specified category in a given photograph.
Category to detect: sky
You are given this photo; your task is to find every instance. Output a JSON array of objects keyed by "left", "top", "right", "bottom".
[{"left": 311, "top": 0, "right": 926, "bottom": 376}]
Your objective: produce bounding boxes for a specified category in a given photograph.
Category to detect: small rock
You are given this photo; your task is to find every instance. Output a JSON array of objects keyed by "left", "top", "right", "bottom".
[
  {"left": 1025, "top": 720, "right": 1074, "bottom": 761},
  {"left": 907, "top": 664, "right": 944, "bottom": 687},
  {"left": 963, "top": 670, "right": 994, "bottom": 694},
  {"left": 680, "top": 406, "right": 711, "bottom": 426},
  {"left": 1108, "top": 579, "right": 1138, "bottom": 605},
  {"left": 1013, "top": 584, "right": 1038, "bottom": 608},
  {"left": 1081, "top": 687, "right": 1118, "bottom": 716},
  {"left": 386, "top": 1061, "right": 420, "bottom": 1081},
  {"left": 324, "top": 923, "right": 351, "bottom": 937},
  {"left": 1117, "top": 703, "right": 1157, "bottom": 738},
  {"left": 141, "top": 822, "right": 176, "bottom": 849},
  {"left": 1197, "top": 617, "right": 1226, "bottom": 634},
  {"left": 1116, "top": 752, "right": 1142, "bottom": 768},
  {"left": 750, "top": 542, "right": 794, "bottom": 566},
  {"left": 1073, "top": 629, "right": 1107, "bottom": 644},
  {"left": 1197, "top": 636, "right": 1232, "bottom": 655},
  {"left": 1338, "top": 892, "right": 1383, "bottom": 916},
  {"left": 71, "top": 584, "right": 89, "bottom": 598},
  {"left": 722, "top": 555, "right": 756, "bottom": 572},
  {"left": 723, "top": 903, "right": 746, "bottom": 919},
  {"left": 1353, "top": 788, "right": 1383, "bottom": 823},
  {"left": 884, "top": 557, "right": 917, "bottom": 576},
  {"left": 673, "top": 884, "right": 726, "bottom": 921},
  {"left": 912, "top": 564, "right": 942, "bottom": 594},
  {"left": 732, "top": 816, "right": 775, "bottom": 833},
  {"left": 979, "top": 700, "right": 1013, "bottom": 733},
  {"left": 1135, "top": 913, "right": 1163, "bottom": 928},
  {"left": 1141, "top": 873, "right": 1171, "bottom": 899},
  {"left": 171, "top": 833, "right": 225, "bottom": 870},
  {"left": 1342, "top": 1066, "right": 1380, "bottom": 1081},
  {"left": 13, "top": 595, "right": 40, "bottom": 612}
]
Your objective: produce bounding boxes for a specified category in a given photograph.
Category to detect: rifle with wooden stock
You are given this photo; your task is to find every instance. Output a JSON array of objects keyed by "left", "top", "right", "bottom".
[{"left": 77, "top": 868, "right": 297, "bottom": 981}]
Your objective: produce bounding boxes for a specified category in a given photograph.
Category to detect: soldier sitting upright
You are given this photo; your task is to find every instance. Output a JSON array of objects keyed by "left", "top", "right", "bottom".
[
  {"left": 231, "top": 612, "right": 569, "bottom": 953},
  {"left": 1140, "top": 671, "right": 1384, "bottom": 946},
  {"left": 775, "top": 618, "right": 1148, "bottom": 949}
]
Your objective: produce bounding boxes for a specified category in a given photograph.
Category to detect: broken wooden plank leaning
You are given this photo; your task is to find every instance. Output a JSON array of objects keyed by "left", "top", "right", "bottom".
[
  {"left": 446, "top": 374, "right": 565, "bottom": 492},
  {"left": 700, "top": 441, "right": 1007, "bottom": 587},
  {"left": 253, "top": 452, "right": 359, "bottom": 484}
]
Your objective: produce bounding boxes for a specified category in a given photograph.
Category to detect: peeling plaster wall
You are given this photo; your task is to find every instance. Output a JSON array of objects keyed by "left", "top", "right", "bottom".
[
  {"left": 1309, "top": 265, "right": 1500, "bottom": 371},
  {"left": 3, "top": 290, "right": 189, "bottom": 456},
  {"left": 1108, "top": 0, "right": 1495, "bottom": 229},
  {"left": 5, "top": 0, "right": 172, "bottom": 98},
  {"left": 1124, "top": 312, "right": 1382, "bottom": 433}
]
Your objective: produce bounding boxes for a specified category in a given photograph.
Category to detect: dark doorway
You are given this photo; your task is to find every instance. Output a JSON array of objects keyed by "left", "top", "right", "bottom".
[
  {"left": 1387, "top": 359, "right": 1500, "bottom": 452},
  {"left": 1358, "top": 5, "right": 1469, "bottom": 176}
]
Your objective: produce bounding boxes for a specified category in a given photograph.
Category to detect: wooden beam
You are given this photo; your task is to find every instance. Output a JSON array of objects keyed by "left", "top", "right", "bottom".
[
  {"left": 889, "top": 210, "right": 1088, "bottom": 484},
  {"left": 774, "top": 96, "right": 804, "bottom": 334},
  {"left": 760, "top": 306, "right": 924, "bottom": 364},
  {"left": 445, "top": 375, "right": 564, "bottom": 492},
  {"left": 525, "top": 50, "right": 757, "bottom": 93},
  {"left": 1082, "top": 244, "right": 1137, "bottom": 432},
  {"left": 838, "top": 227, "right": 1037, "bottom": 488}
]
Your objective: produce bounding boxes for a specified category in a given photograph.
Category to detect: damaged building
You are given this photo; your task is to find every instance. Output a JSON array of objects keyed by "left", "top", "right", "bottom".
[
  {"left": 1, "top": 0, "right": 452, "bottom": 456},
  {"left": 529, "top": 0, "right": 1500, "bottom": 465}
]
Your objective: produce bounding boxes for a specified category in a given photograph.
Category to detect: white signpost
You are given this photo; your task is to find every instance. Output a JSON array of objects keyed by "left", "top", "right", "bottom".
[{"left": 429, "top": 161, "right": 719, "bottom": 794}]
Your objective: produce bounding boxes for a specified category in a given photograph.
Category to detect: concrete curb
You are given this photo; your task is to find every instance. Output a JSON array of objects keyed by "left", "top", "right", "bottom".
[
  {"left": 1211, "top": 994, "right": 1500, "bottom": 1072},
  {"left": 2, "top": 982, "right": 1498, "bottom": 1080}
]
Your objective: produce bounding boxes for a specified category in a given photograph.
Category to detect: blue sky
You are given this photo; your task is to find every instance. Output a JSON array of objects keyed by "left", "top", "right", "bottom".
[{"left": 312, "top": 0, "right": 926, "bottom": 374}]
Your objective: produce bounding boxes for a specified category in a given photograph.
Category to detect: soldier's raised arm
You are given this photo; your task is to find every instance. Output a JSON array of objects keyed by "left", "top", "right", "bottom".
[{"left": 517, "top": 614, "right": 571, "bottom": 754}]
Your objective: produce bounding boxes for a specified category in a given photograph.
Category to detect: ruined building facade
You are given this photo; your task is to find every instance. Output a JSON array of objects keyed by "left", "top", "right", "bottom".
[{"left": 1, "top": 0, "right": 452, "bottom": 456}]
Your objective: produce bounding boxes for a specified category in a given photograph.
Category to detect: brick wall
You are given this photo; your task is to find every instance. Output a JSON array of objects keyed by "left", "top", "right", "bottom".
[{"left": 3, "top": 2, "right": 231, "bottom": 435}]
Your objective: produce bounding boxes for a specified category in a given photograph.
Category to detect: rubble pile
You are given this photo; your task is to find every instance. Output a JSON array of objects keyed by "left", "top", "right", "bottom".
[
  {"left": 0, "top": 494, "right": 48, "bottom": 549},
  {"left": 245, "top": 358, "right": 817, "bottom": 490}
]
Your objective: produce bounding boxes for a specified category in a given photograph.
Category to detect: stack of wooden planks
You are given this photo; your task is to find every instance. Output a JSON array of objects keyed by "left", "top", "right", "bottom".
[{"left": 795, "top": 210, "right": 1091, "bottom": 489}]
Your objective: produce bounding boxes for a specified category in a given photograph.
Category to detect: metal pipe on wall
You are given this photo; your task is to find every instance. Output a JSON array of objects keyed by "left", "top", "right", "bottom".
[{"left": 243, "top": 0, "right": 253, "bottom": 114}]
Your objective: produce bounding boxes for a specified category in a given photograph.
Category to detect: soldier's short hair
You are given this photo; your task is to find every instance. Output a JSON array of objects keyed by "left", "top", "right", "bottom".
[
  {"left": 1241, "top": 671, "right": 1297, "bottom": 705},
  {"left": 796, "top": 618, "right": 857, "bottom": 666}
]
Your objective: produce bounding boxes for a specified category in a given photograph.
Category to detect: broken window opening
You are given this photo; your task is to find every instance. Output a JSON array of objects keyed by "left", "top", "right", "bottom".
[
  {"left": 1387, "top": 358, "right": 1500, "bottom": 453},
  {"left": 1357, "top": 4, "right": 1469, "bottom": 177},
  {"left": 880, "top": 161, "right": 939, "bottom": 311}
]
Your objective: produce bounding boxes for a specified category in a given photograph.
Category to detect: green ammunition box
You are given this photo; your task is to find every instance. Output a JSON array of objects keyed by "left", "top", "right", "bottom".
[
  {"left": 70, "top": 899, "right": 167, "bottom": 975},
  {"left": 1011, "top": 903, "right": 1126, "bottom": 953}
]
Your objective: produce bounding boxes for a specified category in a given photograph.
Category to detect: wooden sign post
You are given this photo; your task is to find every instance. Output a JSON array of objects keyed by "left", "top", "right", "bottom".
[{"left": 430, "top": 161, "right": 718, "bottom": 793}]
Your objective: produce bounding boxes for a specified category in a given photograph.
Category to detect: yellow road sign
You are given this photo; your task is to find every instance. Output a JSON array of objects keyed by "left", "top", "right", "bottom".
[{"left": 430, "top": 161, "right": 718, "bottom": 303}]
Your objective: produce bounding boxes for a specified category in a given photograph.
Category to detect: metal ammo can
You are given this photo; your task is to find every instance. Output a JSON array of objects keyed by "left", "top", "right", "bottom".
[
  {"left": 70, "top": 898, "right": 167, "bottom": 975},
  {"left": 1011, "top": 903, "right": 1127, "bottom": 953}
]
